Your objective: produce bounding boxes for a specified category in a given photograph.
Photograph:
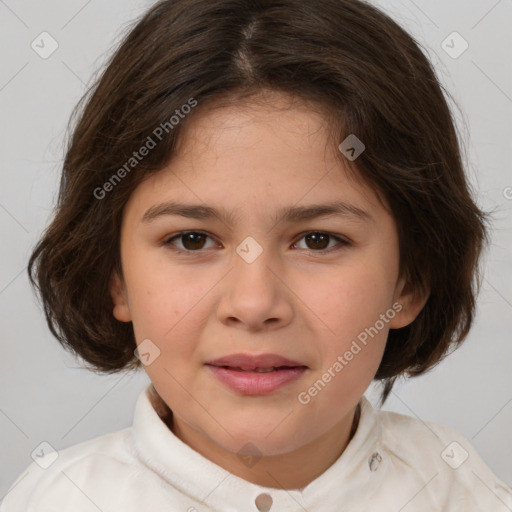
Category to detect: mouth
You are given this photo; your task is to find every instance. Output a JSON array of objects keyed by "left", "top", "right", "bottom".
[
  {"left": 209, "top": 365, "right": 305, "bottom": 373},
  {"left": 205, "top": 353, "right": 307, "bottom": 371},
  {"left": 205, "top": 353, "right": 308, "bottom": 395}
]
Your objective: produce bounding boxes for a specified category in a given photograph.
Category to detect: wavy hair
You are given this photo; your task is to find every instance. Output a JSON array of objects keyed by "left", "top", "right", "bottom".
[{"left": 28, "top": 0, "right": 488, "bottom": 405}]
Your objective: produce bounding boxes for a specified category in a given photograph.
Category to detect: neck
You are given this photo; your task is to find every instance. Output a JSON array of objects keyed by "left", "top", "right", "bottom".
[{"left": 148, "top": 385, "right": 361, "bottom": 489}]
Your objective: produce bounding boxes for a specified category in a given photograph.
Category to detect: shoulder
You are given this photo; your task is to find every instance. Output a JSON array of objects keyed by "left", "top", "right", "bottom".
[
  {"left": 368, "top": 402, "right": 512, "bottom": 510},
  {"left": 0, "top": 427, "right": 137, "bottom": 511}
]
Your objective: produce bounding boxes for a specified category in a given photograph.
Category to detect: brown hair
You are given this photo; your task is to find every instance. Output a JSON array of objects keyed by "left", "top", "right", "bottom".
[{"left": 28, "top": 0, "right": 488, "bottom": 405}]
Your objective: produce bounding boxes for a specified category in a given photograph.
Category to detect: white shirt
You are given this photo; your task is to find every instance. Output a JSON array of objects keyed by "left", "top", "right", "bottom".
[{"left": 2, "top": 384, "right": 511, "bottom": 511}]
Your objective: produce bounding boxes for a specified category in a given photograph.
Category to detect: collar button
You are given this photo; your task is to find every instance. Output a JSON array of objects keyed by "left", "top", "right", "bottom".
[{"left": 255, "top": 492, "right": 273, "bottom": 511}]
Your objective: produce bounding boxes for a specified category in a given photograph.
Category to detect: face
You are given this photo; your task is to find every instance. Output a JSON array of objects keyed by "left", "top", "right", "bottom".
[{"left": 110, "top": 91, "right": 425, "bottom": 477}]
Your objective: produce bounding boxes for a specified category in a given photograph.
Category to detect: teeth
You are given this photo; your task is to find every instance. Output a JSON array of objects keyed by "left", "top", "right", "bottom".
[{"left": 253, "top": 367, "right": 276, "bottom": 373}]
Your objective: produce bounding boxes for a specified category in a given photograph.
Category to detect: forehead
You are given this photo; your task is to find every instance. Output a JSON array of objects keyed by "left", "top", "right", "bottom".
[
  {"left": 175, "top": 90, "right": 337, "bottom": 161},
  {"left": 125, "top": 92, "right": 388, "bottom": 223}
]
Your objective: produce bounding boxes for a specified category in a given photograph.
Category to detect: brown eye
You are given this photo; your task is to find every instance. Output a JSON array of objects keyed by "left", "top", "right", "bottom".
[
  {"left": 293, "top": 231, "right": 349, "bottom": 252},
  {"left": 182, "top": 233, "right": 207, "bottom": 250},
  {"left": 305, "top": 232, "right": 330, "bottom": 250},
  {"left": 165, "top": 231, "right": 216, "bottom": 252}
]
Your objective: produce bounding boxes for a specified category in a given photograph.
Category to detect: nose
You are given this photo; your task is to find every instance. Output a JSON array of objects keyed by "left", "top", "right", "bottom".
[{"left": 216, "top": 242, "right": 294, "bottom": 332}]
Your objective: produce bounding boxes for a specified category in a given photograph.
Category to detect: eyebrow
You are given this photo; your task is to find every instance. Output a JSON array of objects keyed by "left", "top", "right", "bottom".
[{"left": 141, "top": 200, "right": 372, "bottom": 225}]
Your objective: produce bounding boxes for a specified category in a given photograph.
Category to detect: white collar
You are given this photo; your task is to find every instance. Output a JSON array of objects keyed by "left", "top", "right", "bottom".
[{"left": 132, "top": 385, "right": 386, "bottom": 510}]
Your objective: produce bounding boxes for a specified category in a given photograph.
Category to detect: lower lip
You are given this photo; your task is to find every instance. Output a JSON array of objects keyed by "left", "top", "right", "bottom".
[{"left": 206, "top": 365, "right": 307, "bottom": 395}]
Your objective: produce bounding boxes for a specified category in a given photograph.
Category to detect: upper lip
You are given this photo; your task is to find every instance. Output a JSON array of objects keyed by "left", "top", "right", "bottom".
[{"left": 206, "top": 353, "right": 307, "bottom": 371}]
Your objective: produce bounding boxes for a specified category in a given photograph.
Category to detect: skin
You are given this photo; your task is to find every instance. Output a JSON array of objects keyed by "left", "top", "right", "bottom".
[{"left": 110, "top": 90, "right": 428, "bottom": 489}]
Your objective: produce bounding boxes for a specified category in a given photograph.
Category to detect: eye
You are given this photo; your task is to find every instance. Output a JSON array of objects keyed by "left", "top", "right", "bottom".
[
  {"left": 164, "top": 231, "right": 218, "bottom": 252},
  {"left": 293, "top": 231, "right": 349, "bottom": 252},
  {"left": 163, "top": 230, "right": 350, "bottom": 254}
]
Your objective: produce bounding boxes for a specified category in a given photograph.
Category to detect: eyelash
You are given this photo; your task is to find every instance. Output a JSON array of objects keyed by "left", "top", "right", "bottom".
[{"left": 162, "top": 231, "right": 350, "bottom": 255}]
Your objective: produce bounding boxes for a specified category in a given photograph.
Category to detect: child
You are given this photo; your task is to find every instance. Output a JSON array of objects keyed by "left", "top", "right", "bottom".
[{"left": 3, "top": 0, "right": 511, "bottom": 510}]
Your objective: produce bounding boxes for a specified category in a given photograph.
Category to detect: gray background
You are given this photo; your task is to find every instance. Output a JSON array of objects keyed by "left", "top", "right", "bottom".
[{"left": 1, "top": 0, "right": 511, "bottom": 499}]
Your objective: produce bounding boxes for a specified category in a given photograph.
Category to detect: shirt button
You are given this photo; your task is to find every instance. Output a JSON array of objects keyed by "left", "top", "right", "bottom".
[
  {"left": 255, "top": 493, "right": 273, "bottom": 512},
  {"left": 368, "top": 451, "right": 382, "bottom": 471}
]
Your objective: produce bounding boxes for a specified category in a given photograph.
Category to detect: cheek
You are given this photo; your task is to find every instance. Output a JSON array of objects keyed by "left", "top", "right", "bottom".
[
  {"left": 298, "top": 264, "right": 393, "bottom": 337},
  {"left": 124, "top": 253, "right": 215, "bottom": 350},
  {"left": 294, "top": 263, "right": 394, "bottom": 383}
]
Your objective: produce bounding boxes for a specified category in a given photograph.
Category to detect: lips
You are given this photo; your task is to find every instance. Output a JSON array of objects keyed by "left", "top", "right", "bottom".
[
  {"left": 205, "top": 353, "right": 308, "bottom": 395},
  {"left": 205, "top": 353, "right": 307, "bottom": 371}
]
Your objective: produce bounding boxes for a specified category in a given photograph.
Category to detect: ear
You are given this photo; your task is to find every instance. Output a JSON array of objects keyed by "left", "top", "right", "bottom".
[
  {"left": 389, "top": 276, "right": 429, "bottom": 329},
  {"left": 109, "top": 270, "right": 132, "bottom": 322}
]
